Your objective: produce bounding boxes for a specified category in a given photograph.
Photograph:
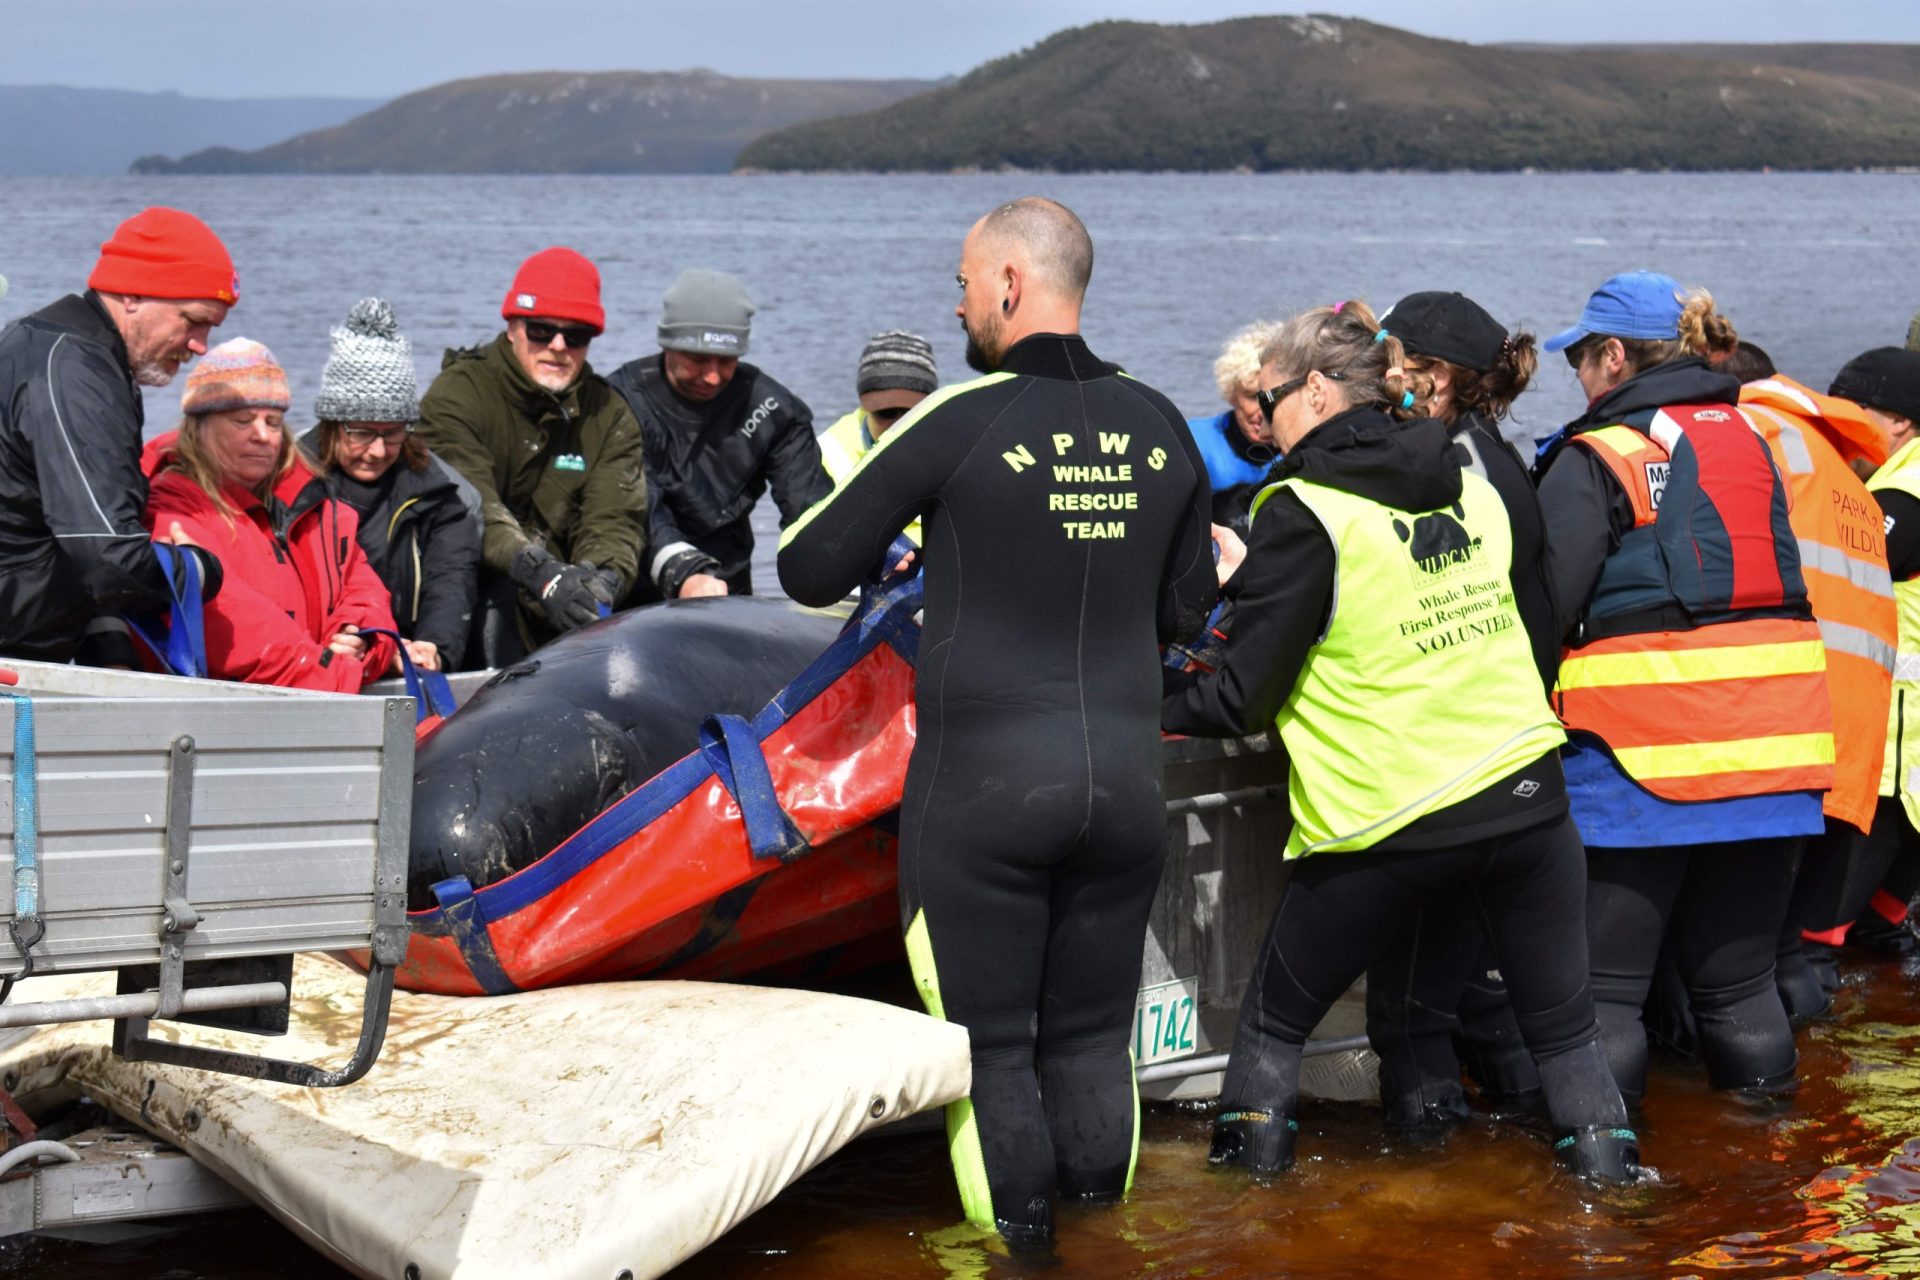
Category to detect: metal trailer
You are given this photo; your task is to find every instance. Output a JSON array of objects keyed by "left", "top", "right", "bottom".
[
  {"left": 0, "top": 660, "right": 413, "bottom": 1086},
  {"left": 1141, "top": 733, "right": 1377, "bottom": 1103}
]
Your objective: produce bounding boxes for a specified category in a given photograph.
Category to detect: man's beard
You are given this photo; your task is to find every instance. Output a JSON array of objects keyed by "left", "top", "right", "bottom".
[
  {"left": 962, "top": 312, "right": 1004, "bottom": 374},
  {"left": 132, "top": 360, "right": 175, "bottom": 387}
]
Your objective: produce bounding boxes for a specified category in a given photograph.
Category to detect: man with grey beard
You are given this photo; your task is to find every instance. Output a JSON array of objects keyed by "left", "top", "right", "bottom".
[{"left": 0, "top": 206, "right": 234, "bottom": 666}]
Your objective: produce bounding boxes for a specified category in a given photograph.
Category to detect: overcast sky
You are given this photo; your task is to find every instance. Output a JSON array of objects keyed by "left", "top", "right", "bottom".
[{"left": 9, "top": 1, "right": 1918, "bottom": 99}]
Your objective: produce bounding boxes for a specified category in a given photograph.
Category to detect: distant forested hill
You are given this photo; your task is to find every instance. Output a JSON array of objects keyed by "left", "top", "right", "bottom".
[
  {"left": 1, "top": 85, "right": 382, "bottom": 176},
  {"left": 735, "top": 16, "right": 1920, "bottom": 172},
  {"left": 132, "top": 71, "right": 936, "bottom": 175}
]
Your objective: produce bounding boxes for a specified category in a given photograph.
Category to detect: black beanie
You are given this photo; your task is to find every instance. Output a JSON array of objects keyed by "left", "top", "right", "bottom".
[
  {"left": 1379, "top": 292, "right": 1509, "bottom": 373},
  {"left": 1830, "top": 347, "right": 1920, "bottom": 423}
]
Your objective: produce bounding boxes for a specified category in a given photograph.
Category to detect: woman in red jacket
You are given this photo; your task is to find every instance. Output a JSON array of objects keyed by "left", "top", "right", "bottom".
[{"left": 143, "top": 338, "right": 397, "bottom": 691}]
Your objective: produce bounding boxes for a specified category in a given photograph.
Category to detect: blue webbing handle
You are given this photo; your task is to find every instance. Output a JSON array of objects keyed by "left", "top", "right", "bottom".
[
  {"left": 3, "top": 689, "right": 44, "bottom": 976},
  {"left": 697, "top": 713, "right": 810, "bottom": 863},
  {"left": 360, "top": 628, "right": 457, "bottom": 723},
  {"left": 126, "top": 544, "right": 207, "bottom": 678}
]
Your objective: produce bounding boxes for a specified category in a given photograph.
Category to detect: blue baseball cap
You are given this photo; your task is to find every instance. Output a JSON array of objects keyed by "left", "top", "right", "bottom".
[{"left": 1543, "top": 271, "right": 1685, "bottom": 353}]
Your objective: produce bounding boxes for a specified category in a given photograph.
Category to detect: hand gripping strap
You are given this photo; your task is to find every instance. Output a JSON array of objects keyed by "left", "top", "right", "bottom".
[
  {"left": 359, "top": 629, "right": 458, "bottom": 723},
  {"left": 126, "top": 544, "right": 208, "bottom": 678},
  {"left": 697, "top": 713, "right": 811, "bottom": 863}
]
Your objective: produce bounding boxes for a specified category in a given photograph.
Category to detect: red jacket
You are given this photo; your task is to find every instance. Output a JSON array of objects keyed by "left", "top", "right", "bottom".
[{"left": 142, "top": 434, "right": 397, "bottom": 691}]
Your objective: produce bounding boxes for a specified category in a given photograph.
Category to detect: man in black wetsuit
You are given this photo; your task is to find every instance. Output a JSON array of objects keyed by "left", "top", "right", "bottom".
[
  {"left": 778, "top": 198, "right": 1215, "bottom": 1249},
  {"left": 607, "top": 270, "right": 832, "bottom": 601}
]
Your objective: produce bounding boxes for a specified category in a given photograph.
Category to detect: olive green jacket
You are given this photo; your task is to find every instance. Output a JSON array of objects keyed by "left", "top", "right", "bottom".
[{"left": 417, "top": 334, "right": 647, "bottom": 594}]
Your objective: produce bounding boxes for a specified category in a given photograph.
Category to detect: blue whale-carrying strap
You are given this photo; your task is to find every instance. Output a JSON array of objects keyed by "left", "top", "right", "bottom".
[
  {"left": 125, "top": 543, "right": 207, "bottom": 678},
  {"left": 2, "top": 689, "right": 44, "bottom": 979},
  {"left": 697, "top": 713, "right": 811, "bottom": 863},
  {"left": 429, "top": 875, "right": 518, "bottom": 994},
  {"left": 359, "top": 628, "right": 457, "bottom": 723},
  {"left": 406, "top": 567, "right": 925, "bottom": 937}
]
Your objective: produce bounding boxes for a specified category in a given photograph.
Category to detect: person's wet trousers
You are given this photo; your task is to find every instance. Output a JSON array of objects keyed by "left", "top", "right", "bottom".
[
  {"left": 1221, "top": 813, "right": 1626, "bottom": 1140},
  {"left": 1586, "top": 836, "right": 1802, "bottom": 1100}
]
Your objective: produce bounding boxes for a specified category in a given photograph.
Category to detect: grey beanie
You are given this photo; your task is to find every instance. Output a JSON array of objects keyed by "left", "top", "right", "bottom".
[
  {"left": 658, "top": 269, "right": 755, "bottom": 357},
  {"left": 314, "top": 298, "right": 419, "bottom": 423},
  {"left": 857, "top": 330, "right": 938, "bottom": 396}
]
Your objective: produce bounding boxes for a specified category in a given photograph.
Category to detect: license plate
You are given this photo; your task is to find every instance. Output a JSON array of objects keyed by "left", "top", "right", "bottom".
[{"left": 1134, "top": 977, "right": 1199, "bottom": 1066}]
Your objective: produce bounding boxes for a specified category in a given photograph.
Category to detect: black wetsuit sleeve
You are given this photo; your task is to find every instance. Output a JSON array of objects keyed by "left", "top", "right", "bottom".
[
  {"left": 1162, "top": 488, "right": 1333, "bottom": 737},
  {"left": 1537, "top": 443, "right": 1634, "bottom": 643},
  {"left": 776, "top": 395, "right": 963, "bottom": 606},
  {"left": 763, "top": 396, "right": 834, "bottom": 527},
  {"left": 1879, "top": 489, "right": 1920, "bottom": 581},
  {"left": 1129, "top": 379, "right": 1217, "bottom": 645},
  {"left": 1468, "top": 420, "right": 1559, "bottom": 689}
]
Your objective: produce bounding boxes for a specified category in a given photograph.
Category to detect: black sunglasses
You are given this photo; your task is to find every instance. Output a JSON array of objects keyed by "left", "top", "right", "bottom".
[
  {"left": 1564, "top": 335, "right": 1603, "bottom": 370},
  {"left": 522, "top": 319, "right": 597, "bottom": 350},
  {"left": 869, "top": 405, "right": 913, "bottom": 426},
  {"left": 1257, "top": 370, "right": 1345, "bottom": 423}
]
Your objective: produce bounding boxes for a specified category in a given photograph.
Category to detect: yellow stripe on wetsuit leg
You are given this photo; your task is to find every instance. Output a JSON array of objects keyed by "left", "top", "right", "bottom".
[
  {"left": 1610, "top": 732, "right": 1836, "bottom": 780},
  {"left": 1126, "top": 1044, "right": 1140, "bottom": 1197},
  {"left": 778, "top": 372, "right": 1017, "bottom": 553},
  {"left": 1556, "top": 640, "right": 1827, "bottom": 690},
  {"left": 905, "top": 909, "right": 997, "bottom": 1230}
]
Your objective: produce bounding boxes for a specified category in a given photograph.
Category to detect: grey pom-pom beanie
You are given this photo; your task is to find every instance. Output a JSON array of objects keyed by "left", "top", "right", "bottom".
[
  {"left": 314, "top": 297, "right": 419, "bottom": 423},
  {"left": 658, "top": 269, "right": 755, "bottom": 357}
]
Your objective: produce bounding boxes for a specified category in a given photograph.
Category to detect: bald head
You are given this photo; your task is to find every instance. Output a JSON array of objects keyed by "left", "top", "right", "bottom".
[
  {"left": 971, "top": 197, "right": 1094, "bottom": 301},
  {"left": 955, "top": 196, "right": 1093, "bottom": 372}
]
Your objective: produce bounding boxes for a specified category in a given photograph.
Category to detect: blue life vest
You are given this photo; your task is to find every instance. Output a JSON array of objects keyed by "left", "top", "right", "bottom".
[{"left": 1185, "top": 412, "right": 1277, "bottom": 495}]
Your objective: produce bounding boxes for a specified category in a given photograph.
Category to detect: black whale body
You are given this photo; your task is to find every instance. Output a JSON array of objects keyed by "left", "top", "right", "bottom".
[{"left": 407, "top": 596, "right": 848, "bottom": 909}]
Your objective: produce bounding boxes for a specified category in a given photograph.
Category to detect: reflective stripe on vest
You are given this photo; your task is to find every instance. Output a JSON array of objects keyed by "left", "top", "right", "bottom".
[
  {"left": 1743, "top": 393, "right": 1897, "bottom": 831},
  {"left": 1867, "top": 437, "right": 1920, "bottom": 829},
  {"left": 1270, "top": 471, "right": 1565, "bottom": 857},
  {"left": 1559, "top": 410, "right": 1834, "bottom": 805},
  {"left": 1556, "top": 617, "right": 1835, "bottom": 802}
]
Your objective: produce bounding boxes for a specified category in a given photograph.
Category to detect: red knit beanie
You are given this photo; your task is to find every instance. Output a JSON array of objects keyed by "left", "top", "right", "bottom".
[
  {"left": 88, "top": 207, "right": 239, "bottom": 305},
  {"left": 501, "top": 247, "right": 604, "bottom": 333}
]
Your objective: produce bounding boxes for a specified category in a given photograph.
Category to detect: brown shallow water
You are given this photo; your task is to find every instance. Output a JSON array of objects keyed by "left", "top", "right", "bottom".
[{"left": 9, "top": 951, "right": 1920, "bottom": 1280}]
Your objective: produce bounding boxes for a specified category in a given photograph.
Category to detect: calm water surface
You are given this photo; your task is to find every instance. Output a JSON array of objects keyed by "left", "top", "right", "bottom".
[
  {"left": 3, "top": 173, "right": 1918, "bottom": 587},
  {"left": 4, "top": 174, "right": 1920, "bottom": 1276}
]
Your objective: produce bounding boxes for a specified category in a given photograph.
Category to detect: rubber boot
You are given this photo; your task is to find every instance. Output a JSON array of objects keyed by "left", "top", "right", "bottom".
[
  {"left": 994, "top": 1194, "right": 1055, "bottom": 1257},
  {"left": 1774, "top": 949, "right": 1832, "bottom": 1022},
  {"left": 1730, "top": 1064, "right": 1800, "bottom": 1105},
  {"left": 1804, "top": 942, "right": 1841, "bottom": 995},
  {"left": 1849, "top": 893, "right": 1917, "bottom": 954},
  {"left": 1377, "top": 1055, "right": 1472, "bottom": 1141},
  {"left": 1208, "top": 1107, "right": 1298, "bottom": 1174},
  {"left": 1554, "top": 1125, "right": 1642, "bottom": 1185}
]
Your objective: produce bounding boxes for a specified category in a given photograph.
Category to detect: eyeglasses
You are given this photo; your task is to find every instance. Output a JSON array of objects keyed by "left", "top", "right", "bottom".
[
  {"left": 869, "top": 405, "right": 913, "bottom": 427},
  {"left": 522, "top": 319, "right": 597, "bottom": 350},
  {"left": 1257, "top": 370, "right": 1345, "bottom": 423},
  {"left": 1564, "top": 336, "right": 1602, "bottom": 370},
  {"left": 342, "top": 424, "right": 413, "bottom": 448}
]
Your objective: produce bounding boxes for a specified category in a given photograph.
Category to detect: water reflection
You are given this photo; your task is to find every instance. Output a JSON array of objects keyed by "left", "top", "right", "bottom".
[
  {"left": 8, "top": 958, "right": 1920, "bottom": 1279},
  {"left": 678, "top": 958, "right": 1920, "bottom": 1280}
]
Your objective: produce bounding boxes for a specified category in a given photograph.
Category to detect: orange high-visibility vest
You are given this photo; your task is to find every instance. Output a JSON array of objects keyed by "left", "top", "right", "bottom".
[
  {"left": 1555, "top": 414, "right": 1836, "bottom": 804},
  {"left": 1739, "top": 377, "right": 1896, "bottom": 832}
]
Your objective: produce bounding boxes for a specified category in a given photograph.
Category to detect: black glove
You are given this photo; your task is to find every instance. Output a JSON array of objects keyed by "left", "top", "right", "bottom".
[
  {"left": 511, "top": 545, "right": 602, "bottom": 632},
  {"left": 580, "top": 561, "right": 623, "bottom": 611}
]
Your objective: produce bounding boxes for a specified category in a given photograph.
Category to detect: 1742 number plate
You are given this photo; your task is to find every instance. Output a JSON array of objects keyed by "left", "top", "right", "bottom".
[{"left": 1134, "top": 977, "right": 1199, "bottom": 1066}]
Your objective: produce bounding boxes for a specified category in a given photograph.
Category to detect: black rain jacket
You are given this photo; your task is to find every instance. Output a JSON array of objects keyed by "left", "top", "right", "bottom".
[
  {"left": 606, "top": 354, "right": 831, "bottom": 597},
  {"left": 301, "top": 429, "right": 482, "bottom": 670},
  {"left": 0, "top": 291, "right": 218, "bottom": 664}
]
